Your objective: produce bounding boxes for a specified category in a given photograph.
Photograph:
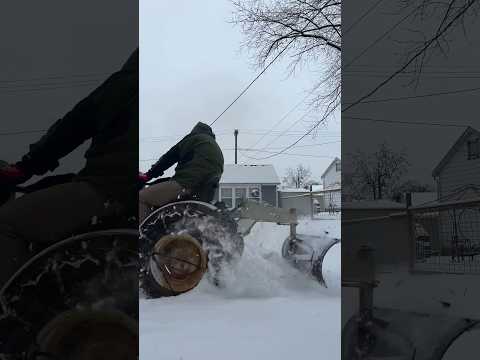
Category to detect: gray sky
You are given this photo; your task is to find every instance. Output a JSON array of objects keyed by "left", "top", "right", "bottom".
[
  {"left": 0, "top": 0, "right": 137, "bottom": 177},
  {"left": 343, "top": 1, "right": 480, "bottom": 186},
  {"left": 139, "top": 0, "right": 341, "bottom": 182}
]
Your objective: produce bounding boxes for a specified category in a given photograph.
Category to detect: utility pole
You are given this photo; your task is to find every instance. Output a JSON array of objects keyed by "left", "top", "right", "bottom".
[{"left": 234, "top": 129, "right": 239, "bottom": 164}]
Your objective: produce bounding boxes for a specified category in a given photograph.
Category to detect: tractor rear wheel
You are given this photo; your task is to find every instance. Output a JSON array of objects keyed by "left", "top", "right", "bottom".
[{"left": 139, "top": 201, "right": 244, "bottom": 298}]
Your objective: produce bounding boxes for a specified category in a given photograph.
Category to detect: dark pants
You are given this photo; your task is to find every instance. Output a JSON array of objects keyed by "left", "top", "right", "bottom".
[{"left": 0, "top": 181, "right": 109, "bottom": 288}]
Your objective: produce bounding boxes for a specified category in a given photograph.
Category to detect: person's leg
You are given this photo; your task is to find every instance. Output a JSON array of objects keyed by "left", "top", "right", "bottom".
[
  {"left": 0, "top": 181, "right": 109, "bottom": 287},
  {"left": 138, "top": 180, "right": 184, "bottom": 223}
]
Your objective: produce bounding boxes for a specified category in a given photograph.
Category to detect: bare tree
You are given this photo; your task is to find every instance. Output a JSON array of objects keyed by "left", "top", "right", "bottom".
[
  {"left": 350, "top": 143, "right": 410, "bottom": 200},
  {"left": 231, "top": 0, "right": 341, "bottom": 110},
  {"left": 283, "top": 164, "right": 312, "bottom": 188},
  {"left": 390, "top": 179, "right": 435, "bottom": 202},
  {"left": 344, "top": 0, "right": 480, "bottom": 112}
]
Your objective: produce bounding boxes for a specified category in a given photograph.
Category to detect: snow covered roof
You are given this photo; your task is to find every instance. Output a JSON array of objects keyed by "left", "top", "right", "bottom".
[
  {"left": 279, "top": 184, "right": 323, "bottom": 193},
  {"left": 410, "top": 192, "right": 437, "bottom": 206},
  {"left": 311, "top": 184, "right": 323, "bottom": 192},
  {"left": 220, "top": 164, "right": 280, "bottom": 184},
  {"left": 342, "top": 200, "right": 406, "bottom": 210},
  {"left": 279, "top": 187, "right": 309, "bottom": 193}
]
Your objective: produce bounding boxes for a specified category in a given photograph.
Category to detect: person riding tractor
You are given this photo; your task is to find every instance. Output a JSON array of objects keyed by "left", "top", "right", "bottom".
[
  {"left": 0, "top": 49, "right": 138, "bottom": 289},
  {"left": 138, "top": 122, "right": 224, "bottom": 223}
]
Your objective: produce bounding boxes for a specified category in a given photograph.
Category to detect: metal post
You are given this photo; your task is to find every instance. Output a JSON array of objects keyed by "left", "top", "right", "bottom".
[
  {"left": 357, "top": 245, "right": 375, "bottom": 320},
  {"left": 234, "top": 129, "right": 239, "bottom": 164},
  {"left": 289, "top": 208, "right": 297, "bottom": 240},
  {"left": 310, "top": 184, "right": 314, "bottom": 220}
]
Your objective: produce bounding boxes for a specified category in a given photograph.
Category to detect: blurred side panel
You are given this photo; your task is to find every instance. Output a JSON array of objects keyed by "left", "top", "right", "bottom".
[{"left": 0, "top": 1, "right": 138, "bottom": 358}]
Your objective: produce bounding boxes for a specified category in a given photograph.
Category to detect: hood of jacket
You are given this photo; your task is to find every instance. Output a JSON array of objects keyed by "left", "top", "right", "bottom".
[{"left": 190, "top": 122, "right": 215, "bottom": 139}]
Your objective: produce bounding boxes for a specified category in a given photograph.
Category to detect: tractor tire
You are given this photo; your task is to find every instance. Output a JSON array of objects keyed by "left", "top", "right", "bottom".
[
  {"left": 139, "top": 201, "right": 244, "bottom": 298},
  {"left": 0, "top": 229, "right": 138, "bottom": 357}
]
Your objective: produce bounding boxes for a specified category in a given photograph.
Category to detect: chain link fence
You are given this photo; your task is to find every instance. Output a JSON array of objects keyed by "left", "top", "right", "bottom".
[{"left": 410, "top": 198, "right": 480, "bottom": 274}]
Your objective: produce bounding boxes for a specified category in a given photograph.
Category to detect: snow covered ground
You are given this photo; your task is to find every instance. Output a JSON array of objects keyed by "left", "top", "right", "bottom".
[{"left": 140, "top": 216, "right": 340, "bottom": 360}]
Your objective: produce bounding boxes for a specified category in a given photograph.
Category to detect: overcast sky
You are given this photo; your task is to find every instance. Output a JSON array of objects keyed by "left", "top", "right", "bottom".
[
  {"left": 139, "top": 0, "right": 341, "bottom": 182},
  {"left": 343, "top": 1, "right": 480, "bottom": 186}
]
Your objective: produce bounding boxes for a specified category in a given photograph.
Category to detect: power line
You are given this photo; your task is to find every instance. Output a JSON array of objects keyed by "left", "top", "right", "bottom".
[
  {"left": 259, "top": 107, "right": 317, "bottom": 150},
  {"left": 248, "top": 89, "right": 317, "bottom": 149},
  {"left": 0, "top": 81, "right": 100, "bottom": 95},
  {"left": 343, "top": 0, "right": 386, "bottom": 36},
  {"left": 209, "top": 38, "right": 294, "bottom": 127},
  {"left": 346, "top": 64, "right": 480, "bottom": 70},
  {"left": 225, "top": 140, "right": 340, "bottom": 152},
  {"left": 209, "top": 9, "right": 326, "bottom": 127},
  {"left": 262, "top": 140, "right": 340, "bottom": 150},
  {"left": 0, "top": 129, "right": 47, "bottom": 136},
  {"left": 343, "top": 86, "right": 480, "bottom": 105},
  {"left": 344, "top": 116, "right": 469, "bottom": 128},
  {"left": 246, "top": 103, "right": 339, "bottom": 160},
  {"left": 343, "top": 0, "right": 479, "bottom": 113},
  {"left": 140, "top": 129, "right": 340, "bottom": 141},
  {"left": 0, "top": 72, "right": 109, "bottom": 84},
  {"left": 234, "top": 148, "right": 336, "bottom": 159},
  {"left": 342, "top": 5, "right": 419, "bottom": 71},
  {"left": 344, "top": 69, "right": 480, "bottom": 75},
  {"left": 343, "top": 71, "right": 480, "bottom": 79}
]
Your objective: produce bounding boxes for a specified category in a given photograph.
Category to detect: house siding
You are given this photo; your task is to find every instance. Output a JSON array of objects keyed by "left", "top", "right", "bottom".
[
  {"left": 323, "top": 159, "right": 341, "bottom": 189},
  {"left": 261, "top": 185, "right": 278, "bottom": 207},
  {"left": 435, "top": 130, "right": 480, "bottom": 255},
  {"left": 214, "top": 183, "right": 278, "bottom": 208},
  {"left": 437, "top": 131, "right": 480, "bottom": 198}
]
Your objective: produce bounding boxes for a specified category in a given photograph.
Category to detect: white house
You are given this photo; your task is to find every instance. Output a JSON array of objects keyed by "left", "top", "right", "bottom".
[
  {"left": 214, "top": 164, "right": 280, "bottom": 209},
  {"left": 321, "top": 157, "right": 341, "bottom": 189},
  {"left": 432, "top": 126, "right": 480, "bottom": 200},
  {"left": 321, "top": 157, "right": 341, "bottom": 210}
]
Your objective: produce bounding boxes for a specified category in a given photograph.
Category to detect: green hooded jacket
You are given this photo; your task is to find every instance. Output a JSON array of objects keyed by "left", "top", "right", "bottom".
[
  {"left": 146, "top": 122, "right": 224, "bottom": 198},
  {"left": 16, "top": 49, "right": 138, "bottom": 210}
]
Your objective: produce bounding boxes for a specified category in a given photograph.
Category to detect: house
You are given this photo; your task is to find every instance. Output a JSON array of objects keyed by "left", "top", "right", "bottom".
[
  {"left": 214, "top": 164, "right": 280, "bottom": 209},
  {"left": 278, "top": 187, "right": 316, "bottom": 216},
  {"left": 432, "top": 126, "right": 480, "bottom": 200},
  {"left": 321, "top": 157, "right": 341, "bottom": 189},
  {"left": 411, "top": 126, "right": 480, "bottom": 266},
  {"left": 321, "top": 157, "right": 341, "bottom": 209}
]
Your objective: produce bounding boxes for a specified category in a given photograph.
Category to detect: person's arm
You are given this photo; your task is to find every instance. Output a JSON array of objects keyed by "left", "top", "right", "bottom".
[
  {"left": 17, "top": 49, "right": 138, "bottom": 176},
  {"left": 146, "top": 142, "right": 181, "bottom": 179}
]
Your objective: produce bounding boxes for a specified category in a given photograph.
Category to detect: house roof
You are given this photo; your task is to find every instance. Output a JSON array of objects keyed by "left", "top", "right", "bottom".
[
  {"left": 311, "top": 184, "right": 324, "bottom": 192},
  {"left": 220, "top": 164, "right": 280, "bottom": 184},
  {"left": 432, "top": 126, "right": 480, "bottom": 177},
  {"left": 321, "top": 157, "right": 340, "bottom": 179},
  {"left": 279, "top": 184, "right": 324, "bottom": 193}
]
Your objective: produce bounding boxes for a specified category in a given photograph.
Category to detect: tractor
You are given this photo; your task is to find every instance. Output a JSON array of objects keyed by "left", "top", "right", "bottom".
[
  {"left": 0, "top": 168, "right": 138, "bottom": 360},
  {"left": 0, "top": 171, "right": 339, "bottom": 358},
  {"left": 139, "top": 178, "right": 340, "bottom": 298}
]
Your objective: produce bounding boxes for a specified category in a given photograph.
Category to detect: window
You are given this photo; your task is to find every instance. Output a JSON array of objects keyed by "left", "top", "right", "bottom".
[
  {"left": 220, "top": 187, "right": 233, "bottom": 208},
  {"left": 235, "top": 188, "right": 247, "bottom": 206},
  {"left": 335, "top": 161, "right": 341, "bottom": 172},
  {"left": 220, "top": 185, "right": 262, "bottom": 208},
  {"left": 249, "top": 186, "right": 260, "bottom": 202},
  {"left": 467, "top": 139, "right": 480, "bottom": 160}
]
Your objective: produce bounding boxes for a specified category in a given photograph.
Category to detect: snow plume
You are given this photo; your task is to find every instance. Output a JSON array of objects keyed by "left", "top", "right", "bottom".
[
  {"left": 211, "top": 224, "right": 323, "bottom": 298},
  {"left": 194, "top": 220, "right": 339, "bottom": 299},
  {"left": 140, "top": 218, "right": 341, "bottom": 360}
]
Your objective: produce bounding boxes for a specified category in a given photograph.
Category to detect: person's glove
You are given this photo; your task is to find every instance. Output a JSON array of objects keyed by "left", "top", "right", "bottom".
[
  {"left": 138, "top": 172, "right": 151, "bottom": 183},
  {"left": 0, "top": 164, "right": 31, "bottom": 187}
]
